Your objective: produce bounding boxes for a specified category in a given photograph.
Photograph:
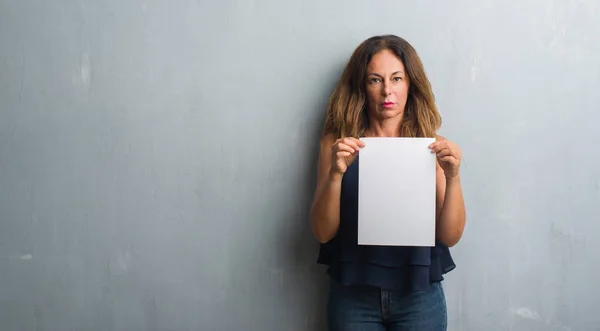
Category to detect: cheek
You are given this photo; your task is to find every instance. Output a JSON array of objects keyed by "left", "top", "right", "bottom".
[
  {"left": 394, "top": 85, "right": 409, "bottom": 100},
  {"left": 366, "top": 89, "right": 379, "bottom": 104}
]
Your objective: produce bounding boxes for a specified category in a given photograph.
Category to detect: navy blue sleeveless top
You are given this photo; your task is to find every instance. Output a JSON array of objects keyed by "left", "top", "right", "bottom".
[{"left": 316, "top": 155, "right": 456, "bottom": 291}]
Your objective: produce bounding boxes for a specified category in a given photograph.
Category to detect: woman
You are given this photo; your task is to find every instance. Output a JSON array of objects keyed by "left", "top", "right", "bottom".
[{"left": 310, "top": 35, "right": 466, "bottom": 330}]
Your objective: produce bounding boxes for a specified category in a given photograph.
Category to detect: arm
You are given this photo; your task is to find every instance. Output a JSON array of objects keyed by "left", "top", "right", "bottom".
[
  {"left": 309, "top": 134, "right": 342, "bottom": 243},
  {"left": 435, "top": 164, "right": 466, "bottom": 247}
]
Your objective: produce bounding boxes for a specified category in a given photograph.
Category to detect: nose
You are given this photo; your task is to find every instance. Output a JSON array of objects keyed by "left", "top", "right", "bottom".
[{"left": 382, "top": 81, "right": 392, "bottom": 96}]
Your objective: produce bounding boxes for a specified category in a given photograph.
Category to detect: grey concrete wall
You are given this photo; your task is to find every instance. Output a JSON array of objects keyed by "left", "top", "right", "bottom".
[{"left": 1, "top": 0, "right": 599, "bottom": 330}]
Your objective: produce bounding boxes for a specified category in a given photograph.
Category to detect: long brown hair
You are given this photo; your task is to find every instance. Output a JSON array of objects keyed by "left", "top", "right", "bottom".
[{"left": 322, "top": 35, "right": 441, "bottom": 138}]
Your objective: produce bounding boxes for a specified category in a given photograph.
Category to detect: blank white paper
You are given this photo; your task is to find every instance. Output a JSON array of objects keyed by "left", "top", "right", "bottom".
[{"left": 358, "top": 137, "right": 437, "bottom": 246}]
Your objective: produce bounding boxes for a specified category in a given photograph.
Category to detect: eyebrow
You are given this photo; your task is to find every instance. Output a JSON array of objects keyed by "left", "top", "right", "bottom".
[{"left": 367, "top": 71, "right": 404, "bottom": 77}]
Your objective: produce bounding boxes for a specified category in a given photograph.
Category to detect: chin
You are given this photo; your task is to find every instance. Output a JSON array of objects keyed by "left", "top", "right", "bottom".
[{"left": 378, "top": 108, "right": 402, "bottom": 118}]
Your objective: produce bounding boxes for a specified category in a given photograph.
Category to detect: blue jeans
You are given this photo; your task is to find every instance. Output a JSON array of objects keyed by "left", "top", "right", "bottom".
[{"left": 326, "top": 280, "right": 447, "bottom": 331}]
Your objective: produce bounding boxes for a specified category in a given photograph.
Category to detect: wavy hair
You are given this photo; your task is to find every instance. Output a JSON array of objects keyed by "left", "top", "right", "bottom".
[{"left": 322, "top": 35, "right": 441, "bottom": 138}]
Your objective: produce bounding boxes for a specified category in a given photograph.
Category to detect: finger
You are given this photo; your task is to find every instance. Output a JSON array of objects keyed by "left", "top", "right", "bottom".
[
  {"left": 342, "top": 138, "right": 364, "bottom": 150},
  {"left": 429, "top": 141, "right": 439, "bottom": 149},
  {"left": 336, "top": 151, "right": 352, "bottom": 158},
  {"left": 439, "top": 155, "right": 458, "bottom": 165},
  {"left": 431, "top": 143, "right": 450, "bottom": 154},
  {"left": 335, "top": 143, "right": 357, "bottom": 154},
  {"left": 429, "top": 140, "right": 445, "bottom": 149},
  {"left": 436, "top": 148, "right": 453, "bottom": 158}
]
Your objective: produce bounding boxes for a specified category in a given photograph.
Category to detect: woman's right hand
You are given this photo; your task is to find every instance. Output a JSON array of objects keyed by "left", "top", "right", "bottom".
[{"left": 330, "top": 137, "right": 365, "bottom": 176}]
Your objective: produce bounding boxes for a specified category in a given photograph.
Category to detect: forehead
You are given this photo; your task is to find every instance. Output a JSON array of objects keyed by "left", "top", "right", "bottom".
[{"left": 367, "top": 49, "right": 405, "bottom": 73}]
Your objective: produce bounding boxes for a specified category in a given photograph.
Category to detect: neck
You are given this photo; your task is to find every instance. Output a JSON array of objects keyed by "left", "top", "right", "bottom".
[{"left": 365, "top": 114, "right": 404, "bottom": 137}]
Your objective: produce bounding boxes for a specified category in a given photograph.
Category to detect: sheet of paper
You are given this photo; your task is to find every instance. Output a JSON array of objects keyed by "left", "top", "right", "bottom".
[{"left": 358, "top": 137, "right": 437, "bottom": 246}]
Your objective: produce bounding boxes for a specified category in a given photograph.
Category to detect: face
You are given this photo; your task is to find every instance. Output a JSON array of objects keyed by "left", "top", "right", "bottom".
[{"left": 364, "top": 49, "right": 409, "bottom": 119}]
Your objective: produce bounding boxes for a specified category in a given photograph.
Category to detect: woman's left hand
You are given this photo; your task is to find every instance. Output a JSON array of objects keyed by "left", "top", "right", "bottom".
[{"left": 429, "top": 136, "right": 462, "bottom": 179}]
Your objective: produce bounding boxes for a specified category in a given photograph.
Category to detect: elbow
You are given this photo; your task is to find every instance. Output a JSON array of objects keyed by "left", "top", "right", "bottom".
[
  {"left": 440, "top": 234, "right": 461, "bottom": 248},
  {"left": 437, "top": 212, "right": 466, "bottom": 247},
  {"left": 310, "top": 219, "right": 335, "bottom": 244},
  {"left": 437, "top": 225, "right": 465, "bottom": 248},
  {"left": 314, "top": 232, "right": 333, "bottom": 244},
  {"left": 309, "top": 211, "right": 336, "bottom": 244}
]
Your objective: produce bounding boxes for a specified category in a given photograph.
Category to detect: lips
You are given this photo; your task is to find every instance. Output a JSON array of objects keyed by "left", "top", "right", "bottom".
[{"left": 382, "top": 102, "right": 395, "bottom": 108}]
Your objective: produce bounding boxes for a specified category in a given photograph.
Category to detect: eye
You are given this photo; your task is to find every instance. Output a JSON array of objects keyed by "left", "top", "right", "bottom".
[
  {"left": 393, "top": 76, "right": 402, "bottom": 82},
  {"left": 369, "top": 77, "right": 381, "bottom": 84}
]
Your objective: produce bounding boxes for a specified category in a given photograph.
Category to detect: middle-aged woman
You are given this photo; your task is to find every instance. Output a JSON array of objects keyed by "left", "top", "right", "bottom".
[{"left": 310, "top": 34, "right": 466, "bottom": 330}]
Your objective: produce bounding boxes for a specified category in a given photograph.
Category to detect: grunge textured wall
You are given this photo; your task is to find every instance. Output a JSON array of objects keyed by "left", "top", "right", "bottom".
[{"left": 1, "top": 0, "right": 599, "bottom": 330}]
